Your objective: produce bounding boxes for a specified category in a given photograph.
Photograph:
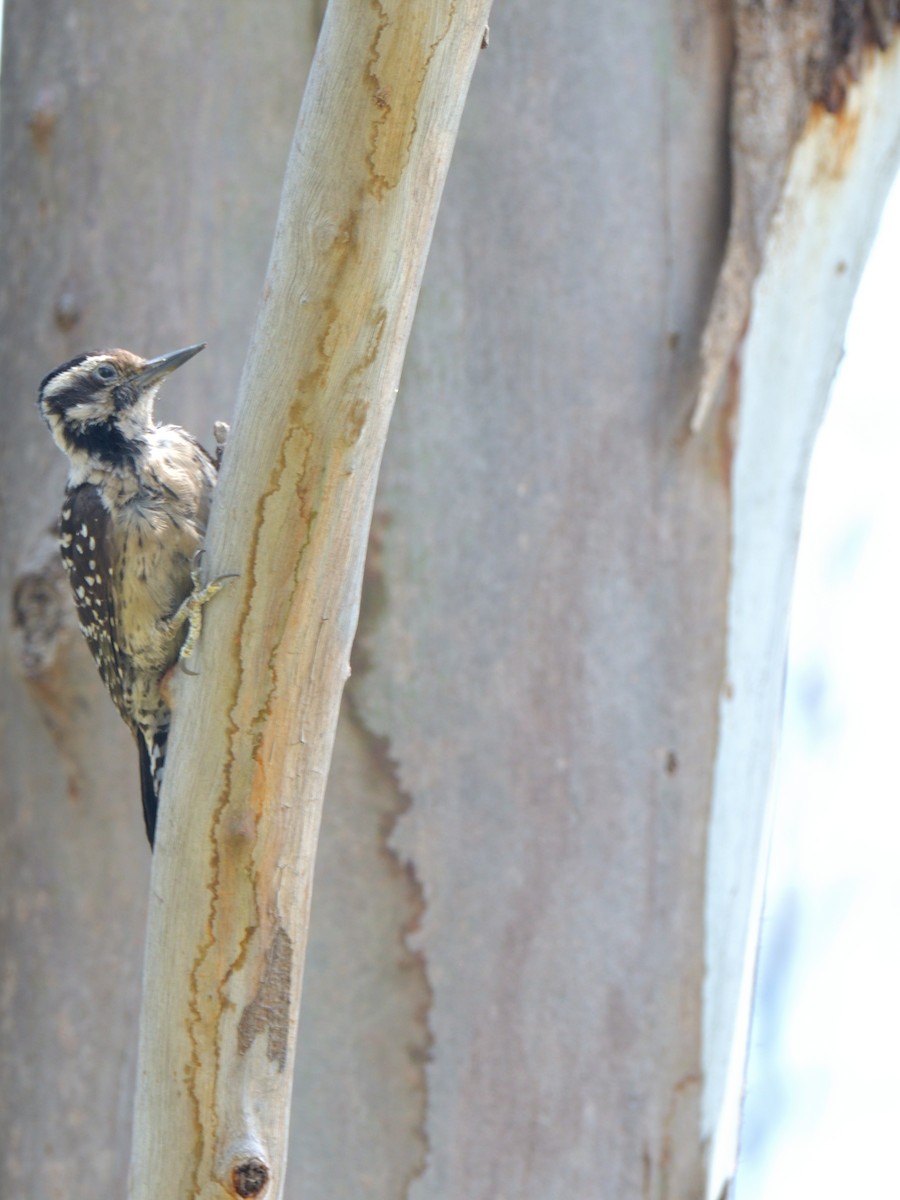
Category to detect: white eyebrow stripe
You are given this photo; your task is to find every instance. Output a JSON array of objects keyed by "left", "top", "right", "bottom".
[
  {"left": 41, "top": 356, "right": 111, "bottom": 399},
  {"left": 41, "top": 368, "right": 81, "bottom": 399}
]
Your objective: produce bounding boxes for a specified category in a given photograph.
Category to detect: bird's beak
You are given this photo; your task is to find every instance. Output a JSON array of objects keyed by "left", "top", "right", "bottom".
[{"left": 132, "top": 342, "right": 205, "bottom": 391}]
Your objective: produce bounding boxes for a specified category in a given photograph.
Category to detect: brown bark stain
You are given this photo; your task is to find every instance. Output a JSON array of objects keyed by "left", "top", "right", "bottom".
[
  {"left": 658, "top": 1072, "right": 704, "bottom": 1200},
  {"left": 364, "top": 0, "right": 458, "bottom": 199},
  {"left": 342, "top": 306, "right": 387, "bottom": 446},
  {"left": 216, "top": 414, "right": 315, "bottom": 841},
  {"left": 807, "top": 100, "right": 863, "bottom": 183},
  {"left": 184, "top": 941, "right": 212, "bottom": 1196},
  {"left": 348, "top": 717, "right": 434, "bottom": 1196},
  {"left": 289, "top": 218, "right": 357, "bottom": 411},
  {"left": 53, "top": 287, "right": 82, "bottom": 331},
  {"left": 343, "top": 396, "right": 369, "bottom": 446},
  {"left": 29, "top": 88, "right": 61, "bottom": 154},
  {"left": 715, "top": 349, "right": 742, "bottom": 494},
  {"left": 221, "top": 922, "right": 259, "bottom": 995},
  {"left": 343, "top": 511, "right": 433, "bottom": 1195},
  {"left": 251, "top": 429, "right": 317, "bottom": 731},
  {"left": 237, "top": 924, "right": 294, "bottom": 1071},
  {"left": 186, "top": 764, "right": 268, "bottom": 1193},
  {"left": 288, "top": 205, "right": 382, "bottom": 441},
  {"left": 11, "top": 541, "right": 87, "bottom": 802}
]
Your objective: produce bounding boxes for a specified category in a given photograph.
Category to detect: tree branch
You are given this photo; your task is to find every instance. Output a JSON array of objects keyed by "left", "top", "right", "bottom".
[{"left": 128, "top": 3, "right": 492, "bottom": 1196}]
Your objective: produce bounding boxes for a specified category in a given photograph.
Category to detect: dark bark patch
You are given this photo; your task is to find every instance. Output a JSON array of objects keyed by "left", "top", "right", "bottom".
[
  {"left": 12, "top": 568, "right": 66, "bottom": 677},
  {"left": 54, "top": 289, "right": 82, "bottom": 332},
  {"left": 29, "top": 87, "right": 61, "bottom": 154},
  {"left": 812, "top": 0, "right": 900, "bottom": 112},
  {"left": 236, "top": 924, "right": 293, "bottom": 1070}
]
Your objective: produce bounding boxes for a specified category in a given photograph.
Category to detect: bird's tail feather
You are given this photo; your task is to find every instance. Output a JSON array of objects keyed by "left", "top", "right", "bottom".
[{"left": 138, "top": 729, "right": 167, "bottom": 848}]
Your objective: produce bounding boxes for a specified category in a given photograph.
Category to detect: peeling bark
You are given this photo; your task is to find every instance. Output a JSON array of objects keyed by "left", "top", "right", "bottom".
[{"left": 693, "top": 0, "right": 900, "bottom": 431}]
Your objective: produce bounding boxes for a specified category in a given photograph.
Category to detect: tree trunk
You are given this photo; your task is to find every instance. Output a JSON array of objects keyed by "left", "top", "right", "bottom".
[
  {"left": 288, "top": 8, "right": 900, "bottom": 1200},
  {"left": 128, "top": 4, "right": 491, "bottom": 1196}
]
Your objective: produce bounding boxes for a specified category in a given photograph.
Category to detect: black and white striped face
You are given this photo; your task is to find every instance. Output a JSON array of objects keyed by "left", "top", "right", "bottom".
[{"left": 37, "top": 343, "right": 205, "bottom": 470}]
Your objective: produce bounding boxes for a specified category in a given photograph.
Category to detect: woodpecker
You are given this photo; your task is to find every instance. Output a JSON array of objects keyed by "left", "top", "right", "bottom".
[{"left": 37, "top": 343, "right": 230, "bottom": 846}]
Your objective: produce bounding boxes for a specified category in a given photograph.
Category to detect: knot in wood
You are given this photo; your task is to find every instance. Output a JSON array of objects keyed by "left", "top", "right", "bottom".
[
  {"left": 232, "top": 1157, "right": 269, "bottom": 1197},
  {"left": 12, "top": 568, "right": 66, "bottom": 677}
]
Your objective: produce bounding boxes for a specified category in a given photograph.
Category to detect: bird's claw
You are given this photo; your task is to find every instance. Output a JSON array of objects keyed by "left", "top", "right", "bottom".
[
  {"left": 171, "top": 557, "right": 239, "bottom": 671},
  {"left": 213, "top": 421, "right": 229, "bottom": 469}
]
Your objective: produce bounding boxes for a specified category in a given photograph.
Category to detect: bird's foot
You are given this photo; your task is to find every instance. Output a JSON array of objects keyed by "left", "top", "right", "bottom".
[{"left": 170, "top": 552, "right": 238, "bottom": 673}]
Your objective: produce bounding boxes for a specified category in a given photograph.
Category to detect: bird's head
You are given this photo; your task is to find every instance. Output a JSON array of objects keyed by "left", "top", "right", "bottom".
[{"left": 38, "top": 342, "right": 204, "bottom": 468}]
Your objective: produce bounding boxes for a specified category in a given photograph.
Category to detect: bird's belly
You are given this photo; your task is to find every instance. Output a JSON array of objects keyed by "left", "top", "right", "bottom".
[{"left": 113, "top": 508, "right": 203, "bottom": 672}]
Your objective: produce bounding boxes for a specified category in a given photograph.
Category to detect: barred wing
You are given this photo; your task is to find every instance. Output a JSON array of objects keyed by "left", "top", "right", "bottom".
[{"left": 59, "top": 483, "right": 131, "bottom": 729}]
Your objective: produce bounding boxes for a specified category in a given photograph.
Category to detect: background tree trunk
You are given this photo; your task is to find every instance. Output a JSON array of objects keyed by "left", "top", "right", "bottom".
[
  {"left": 0, "top": 3, "right": 316, "bottom": 1195},
  {"left": 3, "top": 4, "right": 900, "bottom": 1199}
]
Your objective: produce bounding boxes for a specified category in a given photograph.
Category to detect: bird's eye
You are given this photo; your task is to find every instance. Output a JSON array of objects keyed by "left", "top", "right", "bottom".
[{"left": 94, "top": 364, "right": 117, "bottom": 382}]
